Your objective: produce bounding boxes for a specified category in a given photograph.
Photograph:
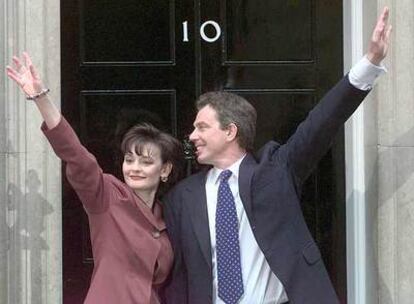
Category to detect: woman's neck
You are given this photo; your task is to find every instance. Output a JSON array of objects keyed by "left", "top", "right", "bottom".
[{"left": 134, "top": 190, "right": 156, "bottom": 209}]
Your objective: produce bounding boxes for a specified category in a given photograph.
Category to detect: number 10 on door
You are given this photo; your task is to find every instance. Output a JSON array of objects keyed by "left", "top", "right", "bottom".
[{"left": 182, "top": 21, "right": 222, "bottom": 43}]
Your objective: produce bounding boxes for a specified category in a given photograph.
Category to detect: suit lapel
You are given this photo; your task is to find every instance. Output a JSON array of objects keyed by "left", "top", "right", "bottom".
[
  {"left": 239, "top": 154, "right": 256, "bottom": 216},
  {"left": 185, "top": 172, "right": 212, "bottom": 268}
]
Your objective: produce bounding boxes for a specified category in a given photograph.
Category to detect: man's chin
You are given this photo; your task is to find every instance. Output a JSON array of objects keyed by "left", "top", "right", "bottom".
[
  {"left": 196, "top": 157, "right": 205, "bottom": 164},
  {"left": 196, "top": 155, "right": 208, "bottom": 164},
  {"left": 197, "top": 156, "right": 216, "bottom": 167}
]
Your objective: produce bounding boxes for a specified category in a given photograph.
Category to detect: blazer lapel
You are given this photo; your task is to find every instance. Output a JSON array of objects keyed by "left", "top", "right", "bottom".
[
  {"left": 185, "top": 172, "right": 212, "bottom": 268},
  {"left": 239, "top": 154, "right": 256, "bottom": 216}
]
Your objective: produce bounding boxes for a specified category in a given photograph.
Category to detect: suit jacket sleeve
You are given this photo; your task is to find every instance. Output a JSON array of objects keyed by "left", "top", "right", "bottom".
[
  {"left": 42, "top": 116, "right": 113, "bottom": 213},
  {"left": 162, "top": 188, "right": 188, "bottom": 304},
  {"left": 275, "top": 75, "right": 370, "bottom": 187}
]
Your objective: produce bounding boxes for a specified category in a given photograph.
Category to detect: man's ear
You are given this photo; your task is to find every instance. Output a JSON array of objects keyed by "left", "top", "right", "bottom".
[{"left": 226, "top": 123, "right": 238, "bottom": 142}]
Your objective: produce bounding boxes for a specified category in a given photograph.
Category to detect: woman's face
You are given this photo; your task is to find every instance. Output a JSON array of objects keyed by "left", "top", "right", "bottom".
[{"left": 122, "top": 143, "right": 171, "bottom": 197}]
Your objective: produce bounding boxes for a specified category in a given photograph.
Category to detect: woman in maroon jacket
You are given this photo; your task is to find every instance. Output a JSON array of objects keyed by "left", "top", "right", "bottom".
[{"left": 7, "top": 53, "right": 183, "bottom": 304}]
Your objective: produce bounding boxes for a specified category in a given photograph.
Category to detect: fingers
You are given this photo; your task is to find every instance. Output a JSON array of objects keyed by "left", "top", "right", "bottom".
[
  {"left": 380, "top": 8, "right": 392, "bottom": 47},
  {"left": 380, "top": 7, "right": 390, "bottom": 41},
  {"left": 29, "top": 64, "right": 41, "bottom": 81},
  {"left": 6, "top": 52, "right": 44, "bottom": 96},
  {"left": 6, "top": 66, "right": 24, "bottom": 86},
  {"left": 382, "top": 7, "right": 390, "bottom": 24},
  {"left": 378, "top": 6, "right": 389, "bottom": 30},
  {"left": 23, "top": 52, "right": 33, "bottom": 67},
  {"left": 12, "top": 56, "right": 23, "bottom": 71},
  {"left": 23, "top": 52, "right": 41, "bottom": 81},
  {"left": 6, "top": 65, "right": 18, "bottom": 76},
  {"left": 11, "top": 52, "right": 32, "bottom": 72},
  {"left": 381, "top": 25, "right": 392, "bottom": 56},
  {"left": 372, "top": 7, "right": 390, "bottom": 41},
  {"left": 7, "top": 51, "right": 38, "bottom": 80},
  {"left": 385, "top": 25, "right": 392, "bottom": 42},
  {"left": 13, "top": 52, "right": 41, "bottom": 80}
]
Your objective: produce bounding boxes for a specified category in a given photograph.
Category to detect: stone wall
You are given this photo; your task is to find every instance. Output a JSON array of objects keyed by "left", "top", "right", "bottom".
[
  {"left": 378, "top": 0, "right": 414, "bottom": 303},
  {"left": 0, "top": 0, "right": 62, "bottom": 303}
]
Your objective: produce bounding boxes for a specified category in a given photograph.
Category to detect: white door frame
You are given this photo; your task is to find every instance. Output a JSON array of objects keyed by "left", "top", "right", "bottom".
[{"left": 344, "top": 0, "right": 378, "bottom": 303}]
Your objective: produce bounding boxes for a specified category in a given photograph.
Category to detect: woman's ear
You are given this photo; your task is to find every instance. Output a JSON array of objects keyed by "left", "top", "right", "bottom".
[{"left": 161, "top": 162, "right": 173, "bottom": 179}]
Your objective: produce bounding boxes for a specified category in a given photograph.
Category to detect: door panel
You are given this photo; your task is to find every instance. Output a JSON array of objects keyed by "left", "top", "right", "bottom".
[
  {"left": 225, "top": 0, "right": 313, "bottom": 62},
  {"left": 81, "top": 0, "right": 174, "bottom": 63},
  {"left": 61, "top": 0, "right": 346, "bottom": 302}
]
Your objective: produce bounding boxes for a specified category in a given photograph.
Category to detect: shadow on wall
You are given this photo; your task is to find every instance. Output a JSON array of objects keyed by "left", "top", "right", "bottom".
[{"left": 6, "top": 169, "right": 53, "bottom": 304}]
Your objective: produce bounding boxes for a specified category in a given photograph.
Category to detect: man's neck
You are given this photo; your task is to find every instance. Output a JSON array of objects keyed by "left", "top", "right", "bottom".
[{"left": 212, "top": 149, "right": 246, "bottom": 170}]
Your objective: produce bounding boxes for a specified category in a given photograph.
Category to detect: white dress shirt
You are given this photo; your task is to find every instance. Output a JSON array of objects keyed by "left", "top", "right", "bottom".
[
  {"left": 205, "top": 56, "right": 386, "bottom": 304},
  {"left": 206, "top": 156, "right": 289, "bottom": 304}
]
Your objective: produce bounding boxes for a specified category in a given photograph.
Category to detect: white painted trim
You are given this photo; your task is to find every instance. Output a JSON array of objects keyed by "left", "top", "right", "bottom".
[
  {"left": 344, "top": 0, "right": 375, "bottom": 303},
  {"left": 344, "top": 0, "right": 365, "bottom": 303}
]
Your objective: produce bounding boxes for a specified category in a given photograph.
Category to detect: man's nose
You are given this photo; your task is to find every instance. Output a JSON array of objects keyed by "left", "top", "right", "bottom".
[{"left": 189, "top": 129, "right": 197, "bottom": 142}]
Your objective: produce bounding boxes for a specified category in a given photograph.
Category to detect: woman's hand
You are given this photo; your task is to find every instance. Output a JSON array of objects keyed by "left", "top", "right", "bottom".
[
  {"left": 6, "top": 52, "right": 45, "bottom": 97},
  {"left": 6, "top": 52, "right": 61, "bottom": 128}
]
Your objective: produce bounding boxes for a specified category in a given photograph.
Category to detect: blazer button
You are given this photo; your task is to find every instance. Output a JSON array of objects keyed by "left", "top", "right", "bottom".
[{"left": 152, "top": 230, "right": 161, "bottom": 239}]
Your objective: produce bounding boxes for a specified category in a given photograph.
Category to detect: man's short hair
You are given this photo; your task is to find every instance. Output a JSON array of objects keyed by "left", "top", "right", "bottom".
[{"left": 196, "top": 91, "right": 257, "bottom": 151}]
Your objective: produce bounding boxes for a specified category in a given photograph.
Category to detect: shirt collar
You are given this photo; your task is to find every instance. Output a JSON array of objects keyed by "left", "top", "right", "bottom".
[{"left": 210, "top": 154, "right": 246, "bottom": 185}]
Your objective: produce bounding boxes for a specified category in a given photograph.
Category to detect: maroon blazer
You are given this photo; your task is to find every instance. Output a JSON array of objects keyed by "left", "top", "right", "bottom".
[{"left": 43, "top": 117, "right": 173, "bottom": 304}]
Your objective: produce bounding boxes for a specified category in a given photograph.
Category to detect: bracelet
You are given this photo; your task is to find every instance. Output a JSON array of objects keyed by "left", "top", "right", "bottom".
[{"left": 26, "top": 88, "right": 50, "bottom": 101}]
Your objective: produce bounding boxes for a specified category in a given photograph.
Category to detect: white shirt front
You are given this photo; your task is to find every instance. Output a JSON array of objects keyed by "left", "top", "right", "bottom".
[{"left": 206, "top": 156, "right": 289, "bottom": 304}]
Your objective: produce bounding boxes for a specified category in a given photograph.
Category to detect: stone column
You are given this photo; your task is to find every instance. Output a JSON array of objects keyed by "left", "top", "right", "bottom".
[
  {"left": 378, "top": 0, "right": 414, "bottom": 303},
  {"left": 1, "top": 0, "right": 62, "bottom": 303}
]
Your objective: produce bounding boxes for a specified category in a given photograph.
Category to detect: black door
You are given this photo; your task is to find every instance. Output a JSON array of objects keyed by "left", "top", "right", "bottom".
[{"left": 61, "top": 0, "right": 346, "bottom": 303}]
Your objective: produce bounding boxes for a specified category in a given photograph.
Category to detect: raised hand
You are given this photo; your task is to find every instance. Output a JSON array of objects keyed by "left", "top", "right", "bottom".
[
  {"left": 6, "top": 52, "right": 60, "bottom": 128},
  {"left": 367, "top": 7, "right": 392, "bottom": 65},
  {"left": 6, "top": 52, "right": 45, "bottom": 97}
]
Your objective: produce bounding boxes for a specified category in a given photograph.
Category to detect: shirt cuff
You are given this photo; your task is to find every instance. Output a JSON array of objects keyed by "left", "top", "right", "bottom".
[{"left": 348, "top": 56, "right": 387, "bottom": 91}]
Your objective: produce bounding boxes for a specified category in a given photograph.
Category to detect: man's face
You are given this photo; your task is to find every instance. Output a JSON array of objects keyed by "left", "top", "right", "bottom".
[{"left": 189, "top": 105, "right": 229, "bottom": 166}]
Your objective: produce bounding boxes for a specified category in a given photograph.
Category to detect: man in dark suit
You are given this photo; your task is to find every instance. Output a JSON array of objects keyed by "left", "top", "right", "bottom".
[{"left": 163, "top": 7, "right": 391, "bottom": 304}]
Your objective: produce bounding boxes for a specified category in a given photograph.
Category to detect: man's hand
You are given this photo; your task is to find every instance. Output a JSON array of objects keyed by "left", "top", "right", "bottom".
[{"left": 367, "top": 7, "right": 392, "bottom": 65}]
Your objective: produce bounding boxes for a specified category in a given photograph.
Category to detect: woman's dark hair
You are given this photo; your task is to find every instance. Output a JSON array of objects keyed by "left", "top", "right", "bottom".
[{"left": 121, "top": 123, "right": 184, "bottom": 197}]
